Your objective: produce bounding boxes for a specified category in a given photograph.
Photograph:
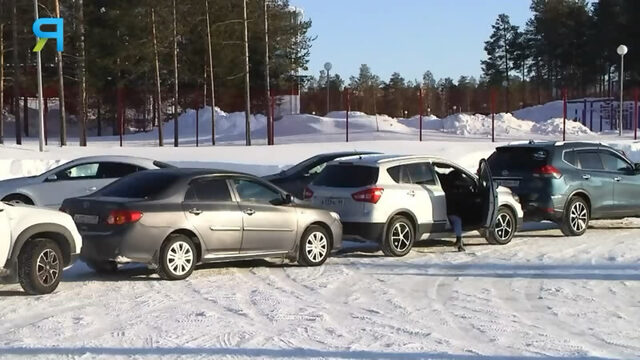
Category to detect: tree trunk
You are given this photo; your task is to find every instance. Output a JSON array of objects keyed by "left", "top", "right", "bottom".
[
  {"left": 54, "top": 0, "right": 66, "bottom": 146},
  {"left": 172, "top": 0, "right": 179, "bottom": 147},
  {"left": 11, "top": 0, "right": 20, "bottom": 144},
  {"left": 503, "top": 24, "right": 509, "bottom": 112},
  {"left": 205, "top": 0, "right": 216, "bottom": 145},
  {"left": 263, "top": 0, "right": 272, "bottom": 145},
  {"left": 151, "top": 7, "right": 163, "bottom": 146},
  {"left": 76, "top": 0, "right": 87, "bottom": 146},
  {"left": 23, "top": 50, "right": 28, "bottom": 137},
  {"left": 243, "top": 0, "right": 251, "bottom": 146}
]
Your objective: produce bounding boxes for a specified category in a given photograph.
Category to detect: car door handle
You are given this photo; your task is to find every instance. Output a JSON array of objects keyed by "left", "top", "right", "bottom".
[
  {"left": 614, "top": 177, "right": 622, "bottom": 182},
  {"left": 87, "top": 186, "right": 97, "bottom": 192},
  {"left": 188, "top": 208, "right": 203, "bottom": 215},
  {"left": 407, "top": 190, "right": 416, "bottom": 197},
  {"left": 582, "top": 174, "right": 591, "bottom": 180},
  {"left": 243, "top": 208, "right": 256, "bottom": 216}
]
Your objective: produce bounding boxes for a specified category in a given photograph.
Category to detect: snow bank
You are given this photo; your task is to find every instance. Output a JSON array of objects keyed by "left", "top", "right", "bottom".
[{"left": 531, "top": 118, "right": 594, "bottom": 136}]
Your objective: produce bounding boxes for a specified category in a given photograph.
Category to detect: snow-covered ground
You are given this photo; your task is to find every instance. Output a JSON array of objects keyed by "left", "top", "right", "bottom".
[
  {"left": 2, "top": 103, "right": 640, "bottom": 359},
  {"left": 1, "top": 221, "right": 639, "bottom": 359}
]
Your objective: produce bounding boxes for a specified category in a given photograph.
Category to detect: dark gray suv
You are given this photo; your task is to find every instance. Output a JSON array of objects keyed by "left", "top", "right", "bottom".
[{"left": 488, "top": 141, "right": 640, "bottom": 236}]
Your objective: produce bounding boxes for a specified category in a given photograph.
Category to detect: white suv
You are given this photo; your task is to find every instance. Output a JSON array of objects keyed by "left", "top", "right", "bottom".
[
  {"left": 0, "top": 201, "right": 82, "bottom": 294},
  {"left": 306, "top": 155, "right": 523, "bottom": 256}
]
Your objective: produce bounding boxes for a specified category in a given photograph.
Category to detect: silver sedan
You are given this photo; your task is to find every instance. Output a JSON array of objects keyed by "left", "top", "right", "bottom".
[{"left": 0, "top": 155, "right": 173, "bottom": 208}]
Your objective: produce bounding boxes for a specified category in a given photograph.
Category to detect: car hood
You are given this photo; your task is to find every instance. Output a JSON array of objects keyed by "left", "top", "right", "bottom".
[{"left": 0, "top": 176, "right": 40, "bottom": 193}]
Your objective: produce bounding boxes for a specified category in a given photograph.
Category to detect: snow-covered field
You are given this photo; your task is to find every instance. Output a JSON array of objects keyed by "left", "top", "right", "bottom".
[{"left": 2, "top": 104, "right": 640, "bottom": 359}]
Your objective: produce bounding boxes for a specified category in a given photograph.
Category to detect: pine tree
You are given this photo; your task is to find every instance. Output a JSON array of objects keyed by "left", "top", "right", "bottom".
[{"left": 481, "top": 14, "right": 519, "bottom": 111}]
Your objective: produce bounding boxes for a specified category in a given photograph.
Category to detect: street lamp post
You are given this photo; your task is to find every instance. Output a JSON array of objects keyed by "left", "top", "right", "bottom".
[
  {"left": 324, "top": 62, "right": 332, "bottom": 115},
  {"left": 33, "top": 0, "right": 45, "bottom": 152},
  {"left": 617, "top": 44, "right": 628, "bottom": 136}
]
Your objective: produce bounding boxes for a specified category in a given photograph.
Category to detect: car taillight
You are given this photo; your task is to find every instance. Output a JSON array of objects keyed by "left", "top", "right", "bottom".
[
  {"left": 351, "top": 187, "right": 384, "bottom": 204},
  {"left": 534, "top": 165, "right": 562, "bottom": 179},
  {"left": 303, "top": 187, "right": 314, "bottom": 200},
  {"left": 106, "top": 210, "right": 143, "bottom": 225},
  {"left": 59, "top": 206, "right": 68, "bottom": 214}
]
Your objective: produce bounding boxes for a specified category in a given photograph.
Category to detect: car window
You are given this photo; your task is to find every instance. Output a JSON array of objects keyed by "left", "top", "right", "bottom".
[
  {"left": 232, "top": 179, "right": 281, "bottom": 204},
  {"left": 563, "top": 150, "right": 577, "bottom": 167},
  {"left": 55, "top": 163, "right": 100, "bottom": 180},
  {"left": 405, "top": 163, "right": 436, "bottom": 185},
  {"left": 305, "top": 162, "right": 327, "bottom": 176},
  {"left": 488, "top": 147, "right": 549, "bottom": 174},
  {"left": 96, "top": 162, "right": 144, "bottom": 178},
  {"left": 185, "top": 179, "right": 232, "bottom": 202},
  {"left": 98, "top": 172, "right": 180, "bottom": 199},
  {"left": 577, "top": 151, "right": 604, "bottom": 170},
  {"left": 313, "top": 165, "right": 379, "bottom": 188},
  {"left": 600, "top": 151, "right": 632, "bottom": 172}
]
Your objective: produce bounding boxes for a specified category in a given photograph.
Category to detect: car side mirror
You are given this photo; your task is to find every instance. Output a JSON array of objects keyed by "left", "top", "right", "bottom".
[
  {"left": 284, "top": 193, "right": 293, "bottom": 204},
  {"left": 45, "top": 174, "right": 58, "bottom": 182}
]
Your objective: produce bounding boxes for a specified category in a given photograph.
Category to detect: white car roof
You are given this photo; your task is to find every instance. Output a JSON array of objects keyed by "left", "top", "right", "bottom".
[
  {"left": 59, "top": 155, "right": 159, "bottom": 167},
  {"left": 327, "top": 154, "right": 453, "bottom": 167}
]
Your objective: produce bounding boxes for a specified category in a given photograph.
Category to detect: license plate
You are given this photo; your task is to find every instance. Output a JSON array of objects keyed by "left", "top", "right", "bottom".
[
  {"left": 321, "top": 198, "right": 344, "bottom": 208},
  {"left": 497, "top": 180, "right": 519, "bottom": 187},
  {"left": 74, "top": 214, "right": 99, "bottom": 224}
]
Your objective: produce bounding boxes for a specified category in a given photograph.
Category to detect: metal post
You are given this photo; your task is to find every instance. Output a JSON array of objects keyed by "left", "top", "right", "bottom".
[
  {"left": 490, "top": 89, "right": 496, "bottom": 143},
  {"left": 263, "top": 0, "right": 272, "bottom": 145},
  {"left": 418, "top": 88, "right": 423, "bottom": 142},
  {"left": 589, "top": 101, "right": 593, "bottom": 132},
  {"left": 345, "top": 88, "right": 350, "bottom": 143},
  {"left": 582, "top": 98, "right": 587, "bottom": 126},
  {"left": 634, "top": 88, "right": 639, "bottom": 140},
  {"left": 562, "top": 89, "right": 567, "bottom": 142},
  {"left": 195, "top": 106, "right": 199, "bottom": 147},
  {"left": 243, "top": 0, "right": 251, "bottom": 146},
  {"left": 326, "top": 69, "right": 330, "bottom": 115},
  {"left": 34, "top": 0, "right": 45, "bottom": 152},
  {"left": 619, "top": 54, "right": 625, "bottom": 136}
]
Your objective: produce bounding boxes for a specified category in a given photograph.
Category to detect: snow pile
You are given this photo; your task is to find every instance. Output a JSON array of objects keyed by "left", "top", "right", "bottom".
[
  {"left": 159, "top": 106, "right": 267, "bottom": 140},
  {"left": 531, "top": 118, "right": 594, "bottom": 136},
  {"left": 440, "top": 113, "right": 535, "bottom": 136}
]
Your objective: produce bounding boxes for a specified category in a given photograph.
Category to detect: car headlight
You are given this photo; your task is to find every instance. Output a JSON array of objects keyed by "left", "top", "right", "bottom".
[{"left": 330, "top": 211, "right": 341, "bottom": 221}]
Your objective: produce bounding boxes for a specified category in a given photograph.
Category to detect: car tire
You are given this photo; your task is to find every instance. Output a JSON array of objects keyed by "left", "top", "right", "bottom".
[
  {"left": 560, "top": 197, "right": 589, "bottom": 237},
  {"left": 485, "top": 206, "right": 516, "bottom": 245},
  {"left": 85, "top": 260, "right": 118, "bottom": 274},
  {"left": 18, "top": 239, "right": 63, "bottom": 295},
  {"left": 3, "top": 194, "right": 34, "bottom": 205},
  {"left": 381, "top": 216, "right": 415, "bottom": 257},
  {"left": 298, "top": 225, "right": 331, "bottom": 266},
  {"left": 157, "top": 234, "right": 196, "bottom": 281}
]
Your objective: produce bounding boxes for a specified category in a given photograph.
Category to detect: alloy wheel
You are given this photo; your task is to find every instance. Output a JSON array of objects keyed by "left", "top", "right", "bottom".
[
  {"left": 305, "top": 231, "right": 328, "bottom": 263},
  {"left": 36, "top": 249, "right": 60, "bottom": 286},
  {"left": 494, "top": 212, "right": 513, "bottom": 242},
  {"left": 391, "top": 222, "right": 411, "bottom": 252},
  {"left": 569, "top": 201, "right": 588, "bottom": 233}
]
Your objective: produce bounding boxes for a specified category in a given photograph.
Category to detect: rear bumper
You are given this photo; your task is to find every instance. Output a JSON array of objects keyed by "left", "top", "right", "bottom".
[
  {"left": 80, "top": 227, "right": 157, "bottom": 264},
  {"left": 521, "top": 195, "right": 566, "bottom": 222},
  {"left": 342, "top": 222, "right": 385, "bottom": 243}
]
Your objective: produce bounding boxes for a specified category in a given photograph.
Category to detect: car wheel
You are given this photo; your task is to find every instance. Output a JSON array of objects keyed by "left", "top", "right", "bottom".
[
  {"left": 18, "top": 239, "right": 63, "bottom": 295},
  {"left": 85, "top": 260, "right": 118, "bottom": 274},
  {"left": 560, "top": 197, "right": 589, "bottom": 236},
  {"left": 2, "top": 194, "right": 34, "bottom": 205},
  {"left": 381, "top": 216, "right": 415, "bottom": 257},
  {"left": 298, "top": 225, "right": 330, "bottom": 266},
  {"left": 485, "top": 207, "right": 516, "bottom": 245},
  {"left": 157, "top": 234, "right": 196, "bottom": 280}
]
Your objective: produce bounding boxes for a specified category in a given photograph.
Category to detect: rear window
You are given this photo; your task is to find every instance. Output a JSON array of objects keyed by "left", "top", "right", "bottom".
[
  {"left": 97, "top": 172, "right": 180, "bottom": 199},
  {"left": 488, "top": 147, "right": 549, "bottom": 174},
  {"left": 313, "top": 165, "right": 379, "bottom": 188}
]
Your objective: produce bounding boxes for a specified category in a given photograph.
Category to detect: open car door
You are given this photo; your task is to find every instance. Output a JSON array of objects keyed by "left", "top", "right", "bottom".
[{"left": 478, "top": 159, "right": 498, "bottom": 229}]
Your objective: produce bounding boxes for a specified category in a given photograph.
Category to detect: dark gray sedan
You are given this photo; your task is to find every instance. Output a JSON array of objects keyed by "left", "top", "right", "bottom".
[{"left": 61, "top": 169, "right": 342, "bottom": 280}]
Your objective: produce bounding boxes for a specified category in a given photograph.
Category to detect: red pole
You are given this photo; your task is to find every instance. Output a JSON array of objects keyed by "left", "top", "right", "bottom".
[
  {"left": 419, "top": 88, "right": 423, "bottom": 142},
  {"left": 196, "top": 102, "right": 199, "bottom": 147},
  {"left": 634, "top": 88, "right": 638, "bottom": 141},
  {"left": 117, "top": 87, "right": 124, "bottom": 147},
  {"left": 43, "top": 98, "right": 48, "bottom": 145},
  {"left": 345, "top": 88, "right": 350, "bottom": 143},
  {"left": 490, "top": 89, "right": 496, "bottom": 143},
  {"left": 562, "top": 88, "right": 567, "bottom": 142}
]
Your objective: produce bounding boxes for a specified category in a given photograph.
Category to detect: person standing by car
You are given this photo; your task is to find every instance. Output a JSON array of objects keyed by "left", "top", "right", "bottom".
[{"left": 443, "top": 171, "right": 466, "bottom": 252}]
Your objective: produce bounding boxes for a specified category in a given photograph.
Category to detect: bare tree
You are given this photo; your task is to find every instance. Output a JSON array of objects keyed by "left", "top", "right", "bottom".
[
  {"left": 76, "top": 0, "right": 87, "bottom": 146},
  {"left": 205, "top": 0, "right": 216, "bottom": 145},
  {"left": 172, "top": 0, "right": 179, "bottom": 147},
  {"left": 242, "top": 0, "right": 251, "bottom": 146},
  {"left": 11, "top": 0, "right": 20, "bottom": 144},
  {"left": 151, "top": 7, "right": 163, "bottom": 146},
  {"left": 54, "top": 0, "right": 66, "bottom": 145},
  {"left": 263, "top": 0, "right": 272, "bottom": 145}
]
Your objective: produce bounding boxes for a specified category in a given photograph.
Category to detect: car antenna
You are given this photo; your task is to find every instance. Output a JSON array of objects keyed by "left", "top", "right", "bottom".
[{"left": 528, "top": 139, "right": 535, "bottom": 145}]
